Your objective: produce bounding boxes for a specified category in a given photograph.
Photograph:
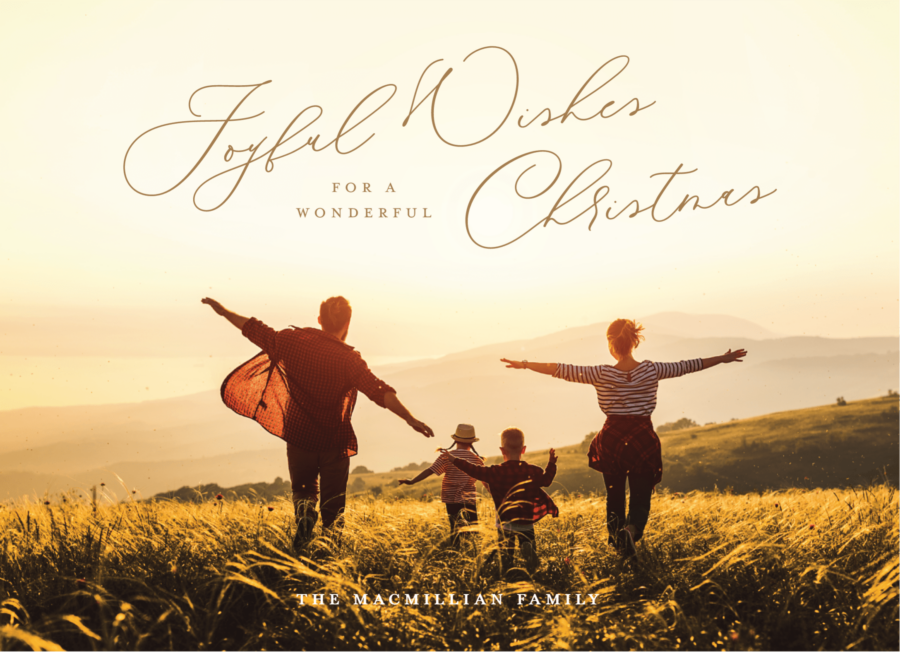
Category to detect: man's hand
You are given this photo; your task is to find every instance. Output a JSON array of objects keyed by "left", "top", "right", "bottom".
[
  {"left": 548, "top": 448, "right": 558, "bottom": 465},
  {"left": 407, "top": 417, "right": 434, "bottom": 438},
  {"left": 201, "top": 297, "right": 227, "bottom": 316},
  {"left": 201, "top": 298, "right": 249, "bottom": 330},
  {"left": 384, "top": 393, "right": 434, "bottom": 438},
  {"left": 438, "top": 450, "right": 453, "bottom": 464}
]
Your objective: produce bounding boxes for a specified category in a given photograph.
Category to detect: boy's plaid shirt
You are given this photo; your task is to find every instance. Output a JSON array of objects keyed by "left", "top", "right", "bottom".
[
  {"left": 220, "top": 318, "right": 395, "bottom": 457},
  {"left": 451, "top": 458, "right": 559, "bottom": 525}
]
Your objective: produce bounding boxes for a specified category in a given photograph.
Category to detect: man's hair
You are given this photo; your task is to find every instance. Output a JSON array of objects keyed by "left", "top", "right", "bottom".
[
  {"left": 319, "top": 296, "right": 352, "bottom": 333},
  {"left": 500, "top": 427, "right": 525, "bottom": 452}
]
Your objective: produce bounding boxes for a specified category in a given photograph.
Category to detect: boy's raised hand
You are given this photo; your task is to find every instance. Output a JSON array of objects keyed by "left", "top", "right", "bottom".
[
  {"left": 549, "top": 448, "right": 558, "bottom": 465},
  {"left": 397, "top": 478, "right": 413, "bottom": 485}
]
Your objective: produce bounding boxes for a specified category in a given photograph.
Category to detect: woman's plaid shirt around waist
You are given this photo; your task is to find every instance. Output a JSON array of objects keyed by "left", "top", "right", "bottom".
[
  {"left": 429, "top": 449, "right": 484, "bottom": 504},
  {"left": 230, "top": 318, "right": 396, "bottom": 456}
]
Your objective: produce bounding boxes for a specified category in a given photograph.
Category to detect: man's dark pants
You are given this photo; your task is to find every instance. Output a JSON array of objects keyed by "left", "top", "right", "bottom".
[
  {"left": 602, "top": 469, "right": 655, "bottom": 544},
  {"left": 287, "top": 443, "right": 350, "bottom": 541}
]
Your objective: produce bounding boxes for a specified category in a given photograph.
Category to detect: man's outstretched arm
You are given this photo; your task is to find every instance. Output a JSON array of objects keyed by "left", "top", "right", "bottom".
[
  {"left": 383, "top": 392, "right": 434, "bottom": 439},
  {"left": 202, "top": 298, "right": 249, "bottom": 331}
]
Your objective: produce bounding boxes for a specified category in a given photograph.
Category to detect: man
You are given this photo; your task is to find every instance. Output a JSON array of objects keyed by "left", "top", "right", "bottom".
[{"left": 201, "top": 296, "right": 434, "bottom": 548}]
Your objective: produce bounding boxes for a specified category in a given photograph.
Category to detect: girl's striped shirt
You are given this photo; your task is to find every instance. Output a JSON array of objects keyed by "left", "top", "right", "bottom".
[
  {"left": 429, "top": 449, "right": 484, "bottom": 504},
  {"left": 552, "top": 359, "right": 703, "bottom": 416}
]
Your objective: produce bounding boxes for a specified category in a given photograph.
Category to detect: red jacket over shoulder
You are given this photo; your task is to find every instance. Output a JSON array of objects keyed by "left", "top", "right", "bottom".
[{"left": 221, "top": 318, "right": 395, "bottom": 457}]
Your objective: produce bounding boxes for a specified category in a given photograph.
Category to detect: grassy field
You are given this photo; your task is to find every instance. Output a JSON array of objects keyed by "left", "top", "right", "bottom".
[{"left": 1, "top": 483, "right": 897, "bottom": 650}]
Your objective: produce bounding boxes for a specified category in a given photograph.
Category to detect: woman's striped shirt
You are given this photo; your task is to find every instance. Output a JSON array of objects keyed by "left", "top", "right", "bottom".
[
  {"left": 429, "top": 449, "right": 484, "bottom": 504},
  {"left": 552, "top": 359, "right": 703, "bottom": 416}
]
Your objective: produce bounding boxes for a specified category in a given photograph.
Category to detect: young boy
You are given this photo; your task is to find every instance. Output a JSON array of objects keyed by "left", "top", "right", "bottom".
[
  {"left": 398, "top": 424, "right": 485, "bottom": 548},
  {"left": 440, "top": 427, "right": 558, "bottom": 569}
]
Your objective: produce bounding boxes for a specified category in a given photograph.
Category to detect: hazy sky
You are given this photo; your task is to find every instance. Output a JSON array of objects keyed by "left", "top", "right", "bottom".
[{"left": 1, "top": 0, "right": 897, "bottom": 409}]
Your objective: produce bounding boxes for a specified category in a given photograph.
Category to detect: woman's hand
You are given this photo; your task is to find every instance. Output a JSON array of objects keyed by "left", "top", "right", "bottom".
[
  {"left": 548, "top": 448, "right": 558, "bottom": 465},
  {"left": 500, "top": 359, "right": 558, "bottom": 375},
  {"left": 721, "top": 348, "right": 747, "bottom": 363}
]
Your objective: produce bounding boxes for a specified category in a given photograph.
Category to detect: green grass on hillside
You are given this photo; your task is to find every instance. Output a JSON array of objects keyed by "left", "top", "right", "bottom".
[
  {"left": 386, "top": 395, "right": 898, "bottom": 499},
  {"left": 0, "top": 484, "right": 897, "bottom": 650}
]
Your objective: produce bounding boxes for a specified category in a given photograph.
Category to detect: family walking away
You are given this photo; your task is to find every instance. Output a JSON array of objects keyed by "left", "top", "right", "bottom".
[{"left": 202, "top": 296, "right": 746, "bottom": 561}]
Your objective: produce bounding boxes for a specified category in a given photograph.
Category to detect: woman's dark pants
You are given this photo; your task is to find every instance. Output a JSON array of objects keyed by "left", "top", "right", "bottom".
[{"left": 602, "top": 470, "right": 655, "bottom": 544}]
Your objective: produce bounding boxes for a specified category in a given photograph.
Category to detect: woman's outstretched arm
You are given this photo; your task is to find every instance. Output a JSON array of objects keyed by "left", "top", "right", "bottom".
[
  {"left": 701, "top": 348, "right": 747, "bottom": 369},
  {"left": 500, "top": 358, "right": 557, "bottom": 375}
]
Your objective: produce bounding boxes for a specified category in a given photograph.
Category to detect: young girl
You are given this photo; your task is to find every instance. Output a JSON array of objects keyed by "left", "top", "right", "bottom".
[{"left": 398, "top": 424, "right": 485, "bottom": 548}]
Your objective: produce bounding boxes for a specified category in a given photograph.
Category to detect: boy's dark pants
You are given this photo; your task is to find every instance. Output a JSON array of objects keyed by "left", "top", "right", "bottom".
[
  {"left": 287, "top": 443, "right": 350, "bottom": 543},
  {"left": 498, "top": 524, "right": 537, "bottom": 568},
  {"left": 445, "top": 503, "right": 477, "bottom": 548},
  {"left": 603, "top": 470, "right": 655, "bottom": 544}
]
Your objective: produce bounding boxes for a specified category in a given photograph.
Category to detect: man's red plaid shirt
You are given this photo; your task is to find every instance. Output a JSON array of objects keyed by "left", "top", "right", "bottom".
[
  {"left": 451, "top": 458, "right": 559, "bottom": 525},
  {"left": 220, "top": 318, "right": 396, "bottom": 457}
]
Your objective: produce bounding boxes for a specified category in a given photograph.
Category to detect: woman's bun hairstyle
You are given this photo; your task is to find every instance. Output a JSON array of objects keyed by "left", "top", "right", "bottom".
[{"left": 607, "top": 319, "right": 645, "bottom": 357}]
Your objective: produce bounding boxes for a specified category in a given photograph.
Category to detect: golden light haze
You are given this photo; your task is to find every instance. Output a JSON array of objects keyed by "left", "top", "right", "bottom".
[{"left": 0, "top": 0, "right": 897, "bottom": 409}]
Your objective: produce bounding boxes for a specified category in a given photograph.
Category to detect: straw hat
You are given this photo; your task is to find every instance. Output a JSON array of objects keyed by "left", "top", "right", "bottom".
[{"left": 450, "top": 424, "right": 479, "bottom": 443}]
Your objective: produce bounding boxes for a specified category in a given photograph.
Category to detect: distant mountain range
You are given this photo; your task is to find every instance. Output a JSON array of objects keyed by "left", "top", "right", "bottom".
[{"left": 0, "top": 313, "right": 896, "bottom": 501}]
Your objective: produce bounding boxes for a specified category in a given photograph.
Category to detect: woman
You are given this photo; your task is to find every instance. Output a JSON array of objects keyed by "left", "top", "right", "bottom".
[{"left": 500, "top": 319, "right": 746, "bottom": 557}]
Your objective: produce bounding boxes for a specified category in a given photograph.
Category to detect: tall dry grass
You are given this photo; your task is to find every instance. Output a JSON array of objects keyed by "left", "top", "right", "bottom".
[{"left": 0, "top": 484, "right": 896, "bottom": 650}]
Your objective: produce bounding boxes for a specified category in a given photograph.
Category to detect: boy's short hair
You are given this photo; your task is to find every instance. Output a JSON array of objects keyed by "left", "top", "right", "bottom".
[{"left": 500, "top": 427, "right": 525, "bottom": 452}]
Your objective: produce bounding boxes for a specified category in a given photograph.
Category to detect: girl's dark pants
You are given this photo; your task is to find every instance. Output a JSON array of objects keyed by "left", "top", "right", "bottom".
[
  {"left": 445, "top": 503, "right": 477, "bottom": 547},
  {"left": 602, "top": 470, "right": 655, "bottom": 544}
]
